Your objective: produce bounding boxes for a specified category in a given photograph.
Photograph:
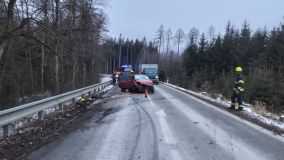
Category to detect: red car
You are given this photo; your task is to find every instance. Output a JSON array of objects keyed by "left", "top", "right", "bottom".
[{"left": 118, "top": 74, "right": 154, "bottom": 93}]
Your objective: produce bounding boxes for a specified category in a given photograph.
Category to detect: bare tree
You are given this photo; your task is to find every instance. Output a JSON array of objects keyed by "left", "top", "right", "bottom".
[
  {"left": 39, "top": 0, "right": 49, "bottom": 92},
  {"left": 207, "top": 25, "right": 216, "bottom": 43},
  {"left": 156, "top": 24, "right": 164, "bottom": 54},
  {"left": 165, "top": 28, "right": 172, "bottom": 55},
  {"left": 53, "top": 0, "right": 60, "bottom": 93},
  {"left": 175, "top": 28, "right": 184, "bottom": 54},
  {"left": 187, "top": 27, "right": 199, "bottom": 46}
]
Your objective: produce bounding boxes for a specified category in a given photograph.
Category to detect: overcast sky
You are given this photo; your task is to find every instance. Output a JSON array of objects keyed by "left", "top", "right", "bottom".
[{"left": 105, "top": 0, "right": 284, "bottom": 41}]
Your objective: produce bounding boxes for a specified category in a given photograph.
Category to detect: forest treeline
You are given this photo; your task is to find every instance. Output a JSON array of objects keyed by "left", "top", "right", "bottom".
[
  {"left": 154, "top": 22, "right": 284, "bottom": 112},
  {"left": 102, "top": 37, "right": 158, "bottom": 73},
  {"left": 0, "top": 0, "right": 107, "bottom": 110}
]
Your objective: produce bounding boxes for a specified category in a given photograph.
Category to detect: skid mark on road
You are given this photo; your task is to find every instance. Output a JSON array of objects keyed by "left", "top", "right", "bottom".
[
  {"left": 127, "top": 100, "right": 142, "bottom": 160},
  {"left": 132, "top": 97, "right": 160, "bottom": 160},
  {"left": 156, "top": 110, "right": 177, "bottom": 144}
]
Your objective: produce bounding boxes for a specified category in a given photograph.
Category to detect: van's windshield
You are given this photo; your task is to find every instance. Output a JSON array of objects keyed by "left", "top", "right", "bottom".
[{"left": 144, "top": 68, "right": 157, "bottom": 74}]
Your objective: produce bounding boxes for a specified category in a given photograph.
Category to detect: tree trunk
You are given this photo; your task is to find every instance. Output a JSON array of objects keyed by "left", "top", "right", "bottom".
[
  {"left": 54, "top": 0, "right": 60, "bottom": 94},
  {"left": 83, "top": 63, "right": 86, "bottom": 86},
  {"left": 41, "top": 32, "right": 45, "bottom": 92},
  {"left": 72, "top": 57, "right": 77, "bottom": 90},
  {"left": 0, "top": 43, "right": 6, "bottom": 62},
  {"left": 0, "top": 0, "right": 17, "bottom": 62},
  {"left": 177, "top": 41, "right": 180, "bottom": 55},
  {"left": 130, "top": 47, "right": 133, "bottom": 66},
  {"left": 126, "top": 47, "right": 129, "bottom": 64},
  {"left": 55, "top": 54, "right": 59, "bottom": 93},
  {"left": 0, "top": 44, "right": 9, "bottom": 94},
  {"left": 28, "top": 50, "right": 35, "bottom": 92},
  {"left": 119, "top": 34, "right": 122, "bottom": 66}
]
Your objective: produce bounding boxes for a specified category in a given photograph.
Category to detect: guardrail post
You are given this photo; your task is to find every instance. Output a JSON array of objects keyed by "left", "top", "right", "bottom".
[
  {"left": 38, "top": 111, "right": 44, "bottom": 121},
  {"left": 3, "top": 125, "right": 9, "bottom": 138},
  {"left": 72, "top": 98, "right": 76, "bottom": 105},
  {"left": 59, "top": 103, "right": 63, "bottom": 112}
]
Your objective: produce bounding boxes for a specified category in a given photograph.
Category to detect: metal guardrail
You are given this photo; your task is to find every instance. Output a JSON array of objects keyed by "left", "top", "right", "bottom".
[{"left": 0, "top": 80, "right": 112, "bottom": 138}]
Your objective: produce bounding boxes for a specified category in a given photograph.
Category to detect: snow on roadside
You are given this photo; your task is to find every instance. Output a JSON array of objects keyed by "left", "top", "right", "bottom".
[
  {"left": 104, "top": 85, "right": 114, "bottom": 91},
  {"left": 100, "top": 74, "right": 112, "bottom": 83},
  {"left": 164, "top": 83, "right": 284, "bottom": 131}
]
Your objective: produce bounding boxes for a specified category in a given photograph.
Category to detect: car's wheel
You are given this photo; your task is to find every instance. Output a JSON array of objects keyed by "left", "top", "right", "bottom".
[
  {"left": 129, "top": 88, "right": 135, "bottom": 93},
  {"left": 121, "top": 89, "right": 126, "bottom": 92},
  {"left": 137, "top": 83, "right": 143, "bottom": 93}
]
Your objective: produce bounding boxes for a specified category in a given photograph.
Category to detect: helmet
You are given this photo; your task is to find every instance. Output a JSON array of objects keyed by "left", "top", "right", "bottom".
[
  {"left": 235, "top": 66, "right": 242, "bottom": 72},
  {"left": 80, "top": 98, "right": 85, "bottom": 103}
]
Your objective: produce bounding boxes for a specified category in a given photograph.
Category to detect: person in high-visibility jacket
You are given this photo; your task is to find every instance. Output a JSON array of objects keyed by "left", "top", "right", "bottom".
[{"left": 230, "top": 66, "right": 245, "bottom": 110}]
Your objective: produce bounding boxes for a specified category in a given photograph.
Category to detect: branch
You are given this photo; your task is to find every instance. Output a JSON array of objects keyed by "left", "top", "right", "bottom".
[
  {"left": 19, "top": 33, "right": 57, "bottom": 55},
  {"left": 1, "top": 17, "right": 65, "bottom": 45}
]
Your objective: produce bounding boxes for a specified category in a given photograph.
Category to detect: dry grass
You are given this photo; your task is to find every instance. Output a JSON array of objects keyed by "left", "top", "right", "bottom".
[{"left": 252, "top": 101, "right": 268, "bottom": 116}]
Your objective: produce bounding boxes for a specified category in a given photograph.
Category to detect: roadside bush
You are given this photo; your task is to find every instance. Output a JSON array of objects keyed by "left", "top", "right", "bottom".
[
  {"left": 245, "top": 68, "right": 284, "bottom": 112},
  {"left": 212, "top": 73, "right": 234, "bottom": 98}
]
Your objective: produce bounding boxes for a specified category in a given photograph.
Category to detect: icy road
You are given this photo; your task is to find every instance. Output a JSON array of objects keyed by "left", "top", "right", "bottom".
[{"left": 28, "top": 84, "right": 284, "bottom": 160}]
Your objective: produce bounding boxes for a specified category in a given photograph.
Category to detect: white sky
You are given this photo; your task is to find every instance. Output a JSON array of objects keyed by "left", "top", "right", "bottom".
[{"left": 105, "top": 0, "right": 284, "bottom": 42}]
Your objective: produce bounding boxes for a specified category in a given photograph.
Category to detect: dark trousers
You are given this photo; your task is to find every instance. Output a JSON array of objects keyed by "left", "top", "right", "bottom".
[
  {"left": 231, "top": 91, "right": 242, "bottom": 106},
  {"left": 112, "top": 77, "right": 116, "bottom": 85}
]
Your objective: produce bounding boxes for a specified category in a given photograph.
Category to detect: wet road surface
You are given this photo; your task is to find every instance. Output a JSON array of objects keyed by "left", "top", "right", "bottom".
[{"left": 28, "top": 84, "right": 284, "bottom": 160}]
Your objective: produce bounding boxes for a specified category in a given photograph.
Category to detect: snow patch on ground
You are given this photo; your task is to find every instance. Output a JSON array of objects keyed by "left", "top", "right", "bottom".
[
  {"left": 104, "top": 85, "right": 114, "bottom": 91},
  {"left": 164, "top": 83, "right": 284, "bottom": 130},
  {"left": 100, "top": 74, "right": 112, "bottom": 83}
]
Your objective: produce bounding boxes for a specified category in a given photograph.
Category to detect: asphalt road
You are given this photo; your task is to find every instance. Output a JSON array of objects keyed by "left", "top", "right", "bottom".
[{"left": 28, "top": 84, "right": 284, "bottom": 160}]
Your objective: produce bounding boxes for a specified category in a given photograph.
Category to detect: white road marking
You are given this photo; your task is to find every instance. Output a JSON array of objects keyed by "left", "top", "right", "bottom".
[
  {"left": 156, "top": 109, "right": 177, "bottom": 144},
  {"left": 156, "top": 109, "right": 167, "bottom": 117},
  {"left": 170, "top": 150, "right": 183, "bottom": 160}
]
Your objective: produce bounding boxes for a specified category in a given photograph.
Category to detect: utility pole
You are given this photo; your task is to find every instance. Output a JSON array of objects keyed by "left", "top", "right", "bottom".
[
  {"left": 130, "top": 47, "right": 133, "bottom": 67},
  {"left": 126, "top": 47, "right": 129, "bottom": 65},
  {"left": 119, "top": 34, "right": 122, "bottom": 67}
]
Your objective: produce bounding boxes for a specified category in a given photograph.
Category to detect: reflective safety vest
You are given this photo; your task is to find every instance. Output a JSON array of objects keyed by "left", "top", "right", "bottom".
[{"left": 234, "top": 74, "right": 244, "bottom": 93}]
